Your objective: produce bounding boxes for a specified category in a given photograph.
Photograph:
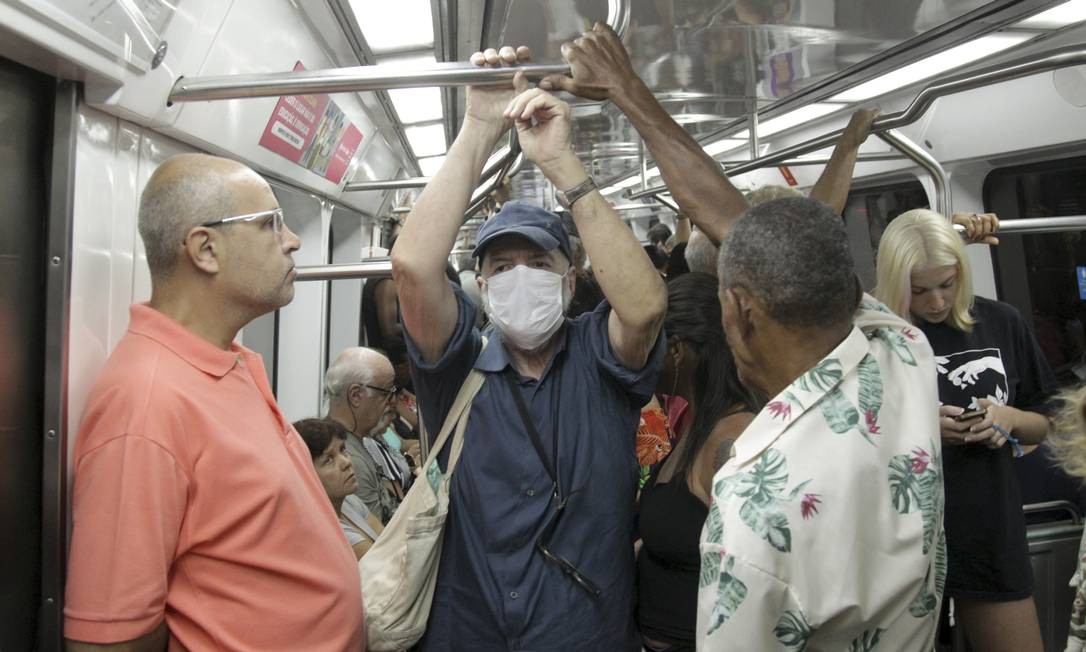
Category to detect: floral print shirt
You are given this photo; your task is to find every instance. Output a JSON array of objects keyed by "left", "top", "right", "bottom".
[{"left": 698, "top": 296, "right": 946, "bottom": 651}]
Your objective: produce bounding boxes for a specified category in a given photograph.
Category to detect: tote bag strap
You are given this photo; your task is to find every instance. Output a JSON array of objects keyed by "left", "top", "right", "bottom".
[{"left": 416, "top": 336, "right": 488, "bottom": 478}]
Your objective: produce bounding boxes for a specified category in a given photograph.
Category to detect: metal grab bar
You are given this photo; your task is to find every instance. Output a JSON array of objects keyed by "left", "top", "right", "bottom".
[
  {"left": 625, "top": 46, "right": 1086, "bottom": 208},
  {"left": 168, "top": 62, "right": 572, "bottom": 103},
  {"left": 954, "top": 215, "right": 1086, "bottom": 236},
  {"left": 295, "top": 259, "right": 392, "bottom": 281},
  {"left": 465, "top": 132, "right": 523, "bottom": 217},
  {"left": 1023, "top": 500, "right": 1083, "bottom": 525},
  {"left": 345, "top": 178, "right": 430, "bottom": 192},
  {"left": 877, "top": 128, "right": 950, "bottom": 216}
]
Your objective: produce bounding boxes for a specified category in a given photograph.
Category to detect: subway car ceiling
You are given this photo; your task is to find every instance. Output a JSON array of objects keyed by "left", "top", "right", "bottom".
[{"left": 1, "top": 0, "right": 1085, "bottom": 226}]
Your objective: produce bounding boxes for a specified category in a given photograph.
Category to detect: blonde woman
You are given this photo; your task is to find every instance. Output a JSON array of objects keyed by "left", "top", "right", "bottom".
[
  {"left": 875, "top": 209, "right": 1057, "bottom": 652},
  {"left": 1049, "top": 385, "right": 1086, "bottom": 651}
]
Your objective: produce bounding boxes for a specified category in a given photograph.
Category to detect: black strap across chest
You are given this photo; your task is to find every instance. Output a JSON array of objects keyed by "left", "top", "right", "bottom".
[{"left": 501, "top": 370, "right": 559, "bottom": 492}]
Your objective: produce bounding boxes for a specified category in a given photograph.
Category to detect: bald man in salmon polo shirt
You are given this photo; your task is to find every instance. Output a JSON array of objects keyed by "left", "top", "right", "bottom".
[{"left": 64, "top": 154, "right": 364, "bottom": 651}]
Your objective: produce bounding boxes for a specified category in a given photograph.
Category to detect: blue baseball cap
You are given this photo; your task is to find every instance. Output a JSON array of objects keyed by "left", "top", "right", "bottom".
[{"left": 472, "top": 201, "right": 573, "bottom": 263}]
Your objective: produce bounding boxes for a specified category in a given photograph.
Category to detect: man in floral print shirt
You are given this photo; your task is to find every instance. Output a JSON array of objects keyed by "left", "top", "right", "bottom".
[{"left": 698, "top": 197, "right": 945, "bottom": 651}]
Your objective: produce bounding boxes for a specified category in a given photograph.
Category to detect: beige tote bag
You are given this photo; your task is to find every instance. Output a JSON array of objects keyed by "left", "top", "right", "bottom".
[{"left": 358, "top": 364, "right": 486, "bottom": 651}]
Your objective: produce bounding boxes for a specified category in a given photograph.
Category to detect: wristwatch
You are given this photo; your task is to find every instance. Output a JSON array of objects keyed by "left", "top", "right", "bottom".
[{"left": 555, "top": 176, "right": 598, "bottom": 210}]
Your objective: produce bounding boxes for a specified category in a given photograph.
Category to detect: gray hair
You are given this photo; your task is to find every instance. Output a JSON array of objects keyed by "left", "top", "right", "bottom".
[
  {"left": 719, "top": 197, "right": 856, "bottom": 329},
  {"left": 137, "top": 154, "right": 239, "bottom": 277},
  {"left": 647, "top": 222, "right": 672, "bottom": 246},
  {"left": 745, "top": 184, "right": 803, "bottom": 207},
  {"left": 323, "top": 347, "right": 389, "bottom": 400},
  {"left": 685, "top": 229, "right": 719, "bottom": 276}
]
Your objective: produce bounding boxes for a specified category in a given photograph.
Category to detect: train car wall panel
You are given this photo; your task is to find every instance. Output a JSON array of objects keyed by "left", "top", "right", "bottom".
[
  {"left": 273, "top": 191, "right": 329, "bottom": 423},
  {"left": 0, "top": 0, "right": 405, "bottom": 211},
  {"left": 327, "top": 207, "right": 369, "bottom": 373},
  {"left": 66, "top": 105, "right": 201, "bottom": 494},
  {"left": 919, "top": 74, "right": 1086, "bottom": 165},
  {"left": 164, "top": 0, "right": 383, "bottom": 210},
  {"left": 349, "top": 134, "right": 404, "bottom": 216}
]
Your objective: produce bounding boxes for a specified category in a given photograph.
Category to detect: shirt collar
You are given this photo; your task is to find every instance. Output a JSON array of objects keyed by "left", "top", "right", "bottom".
[
  {"left": 474, "top": 322, "right": 570, "bottom": 377},
  {"left": 127, "top": 303, "right": 242, "bottom": 379},
  {"left": 731, "top": 324, "right": 870, "bottom": 467}
]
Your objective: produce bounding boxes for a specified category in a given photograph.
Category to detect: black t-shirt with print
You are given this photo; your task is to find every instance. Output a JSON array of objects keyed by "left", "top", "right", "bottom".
[{"left": 919, "top": 296, "right": 1056, "bottom": 599}]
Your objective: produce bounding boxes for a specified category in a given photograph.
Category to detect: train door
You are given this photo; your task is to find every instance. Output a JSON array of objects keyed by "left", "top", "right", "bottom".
[{"left": 0, "top": 56, "right": 55, "bottom": 649}]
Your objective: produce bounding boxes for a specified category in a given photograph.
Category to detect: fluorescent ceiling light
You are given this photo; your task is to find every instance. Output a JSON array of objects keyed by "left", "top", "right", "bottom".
[
  {"left": 1017, "top": 0, "right": 1086, "bottom": 28},
  {"left": 348, "top": 0, "right": 434, "bottom": 53},
  {"left": 405, "top": 123, "right": 447, "bottom": 158},
  {"left": 378, "top": 54, "right": 443, "bottom": 123},
  {"left": 387, "top": 87, "right": 443, "bottom": 124},
  {"left": 832, "top": 33, "right": 1032, "bottom": 102},
  {"left": 417, "top": 155, "right": 446, "bottom": 176}
]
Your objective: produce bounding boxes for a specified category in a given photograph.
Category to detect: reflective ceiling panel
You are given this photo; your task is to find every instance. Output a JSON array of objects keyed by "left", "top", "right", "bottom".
[{"left": 482, "top": 0, "right": 1026, "bottom": 203}]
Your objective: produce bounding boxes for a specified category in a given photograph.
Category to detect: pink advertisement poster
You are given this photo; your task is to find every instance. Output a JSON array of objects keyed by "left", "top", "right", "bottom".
[{"left": 258, "top": 62, "right": 364, "bottom": 184}]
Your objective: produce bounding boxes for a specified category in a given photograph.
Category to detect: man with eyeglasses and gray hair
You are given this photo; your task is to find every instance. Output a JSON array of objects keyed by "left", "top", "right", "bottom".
[
  {"left": 325, "top": 346, "right": 412, "bottom": 524},
  {"left": 64, "top": 153, "right": 365, "bottom": 652}
]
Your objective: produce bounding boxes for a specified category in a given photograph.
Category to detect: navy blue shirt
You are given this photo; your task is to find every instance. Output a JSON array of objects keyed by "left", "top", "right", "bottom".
[{"left": 407, "top": 285, "right": 664, "bottom": 651}]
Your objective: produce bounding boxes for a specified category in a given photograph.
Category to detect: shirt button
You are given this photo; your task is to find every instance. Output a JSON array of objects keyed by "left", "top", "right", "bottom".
[
  {"left": 510, "top": 591, "right": 519, "bottom": 600},
  {"left": 526, "top": 488, "right": 535, "bottom": 496}
]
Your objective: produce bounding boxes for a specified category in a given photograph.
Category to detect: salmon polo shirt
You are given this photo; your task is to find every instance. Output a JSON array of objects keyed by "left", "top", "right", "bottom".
[{"left": 65, "top": 304, "right": 365, "bottom": 651}]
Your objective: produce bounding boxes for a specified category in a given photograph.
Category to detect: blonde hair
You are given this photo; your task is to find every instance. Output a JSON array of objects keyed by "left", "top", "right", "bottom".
[
  {"left": 1047, "top": 384, "right": 1086, "bottom": 480},
  {"left": 874, "top": 209, "right": 975, "bottom": 332}
]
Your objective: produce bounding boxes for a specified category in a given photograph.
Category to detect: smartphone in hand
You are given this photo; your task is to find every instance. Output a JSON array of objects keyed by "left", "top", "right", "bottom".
[{"left": 954, "top": 408, "right": 987, "bottom": 422}]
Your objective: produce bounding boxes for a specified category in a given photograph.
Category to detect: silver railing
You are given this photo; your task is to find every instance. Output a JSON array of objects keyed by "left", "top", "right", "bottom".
[
  {"left": 623, "top": 46, "right": 1086, "bottom": 217},
  {"left": 295, "top": 259, "right": 393, "bottom": 281},
  {"left": 344, "top": 178, "right": 431, "bottom": 192},
  {"left": 954, "top": 215, "right": 1086, "bottom": 237},
  {"left": 168, "top": 62, "right": 572, "bottom": 103}
]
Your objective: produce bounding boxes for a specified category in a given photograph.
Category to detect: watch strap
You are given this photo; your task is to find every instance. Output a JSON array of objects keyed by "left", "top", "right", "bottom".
[{"left": 558, "top": 176, "right": 598, "bottom": 209}]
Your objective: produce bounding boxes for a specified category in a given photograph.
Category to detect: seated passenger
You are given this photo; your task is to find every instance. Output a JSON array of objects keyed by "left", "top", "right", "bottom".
[
  {"left": 294, "top": 418, "right": 385, "bottom": 559},
  {"left": 875, "top": 210, "right": 1054, "bottom": 652},
  {"left": 324, "top": 346, "right": 411, "bottom": 524},
  {"left": 638, "top": 272, "right": 755, "bottom": 651},
  {"left": 544, "top": 24, "right": 942, "bottom": 649},
  {"left": 391, "top": 46, "right": 666, "bottom": 651},
  {"left": 64, "top": 154, "right": 363, "bottom": 651}
]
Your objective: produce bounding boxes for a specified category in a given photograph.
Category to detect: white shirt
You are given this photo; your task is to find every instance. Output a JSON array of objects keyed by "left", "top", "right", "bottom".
[{"left": 698, "top": 296, "right": 946, "bottom": 651}]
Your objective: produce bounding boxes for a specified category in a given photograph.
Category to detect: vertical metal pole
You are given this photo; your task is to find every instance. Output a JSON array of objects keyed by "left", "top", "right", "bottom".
[
  {"left": 877, "top": 129, "right": 952, "bottom": 217},
  {"left": 744, "top": 29, "right": 760, "bottom": 161},
  {"left": 639, "top": 137, "right": 648, "bottom": 190},
  {"left": 39, "top": 81, "right": 78, "bottom": 652}
]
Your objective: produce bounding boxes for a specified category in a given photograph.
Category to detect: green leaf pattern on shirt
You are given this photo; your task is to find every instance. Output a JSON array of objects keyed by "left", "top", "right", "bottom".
[
  {"left": 722, "top": 449, "right": 815, "bottom": 553},
  {"left": 849, "top": 628, "right": 885, "bottom": 651},
  {"left": 888, "top": 443, "right": 946, "bottom": 618},
  {"left": 872, "top": 328, "right": 917, "bottom": 366},
  {"left": 860, "top": 296, "right": 895, "bottom": 315},
  {"left": 794, "top": 359, "right": 843, "bottom": 393},
  {"left": 815, "top": 355, "right": 885, "bottom": 446},
  {"left": 706, "top": 554, "right": 748, "bottom": 636},
  {"left": 773, "top": 610, "right": 813, "bottom": 650}
]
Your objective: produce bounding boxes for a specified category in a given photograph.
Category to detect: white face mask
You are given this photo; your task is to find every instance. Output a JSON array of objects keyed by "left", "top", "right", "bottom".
[{"left": 482, "top": 265, "right": 571, "bottom": 351}]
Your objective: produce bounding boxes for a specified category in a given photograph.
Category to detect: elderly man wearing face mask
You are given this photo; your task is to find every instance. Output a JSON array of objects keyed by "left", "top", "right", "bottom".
[{"left": 390, "top": 46, "right": 666, "bottom": 652}]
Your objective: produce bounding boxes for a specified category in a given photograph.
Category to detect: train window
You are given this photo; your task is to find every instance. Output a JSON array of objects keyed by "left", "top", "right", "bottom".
[
  {"left": 842, "top": 179, "right": 929, "bottom": 289},
  {"left": 984, "top": 155, "right": 1086, "bottom": 384},
  {"left": 844, "top": 179, "right": 930, "bottom": 252}
]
